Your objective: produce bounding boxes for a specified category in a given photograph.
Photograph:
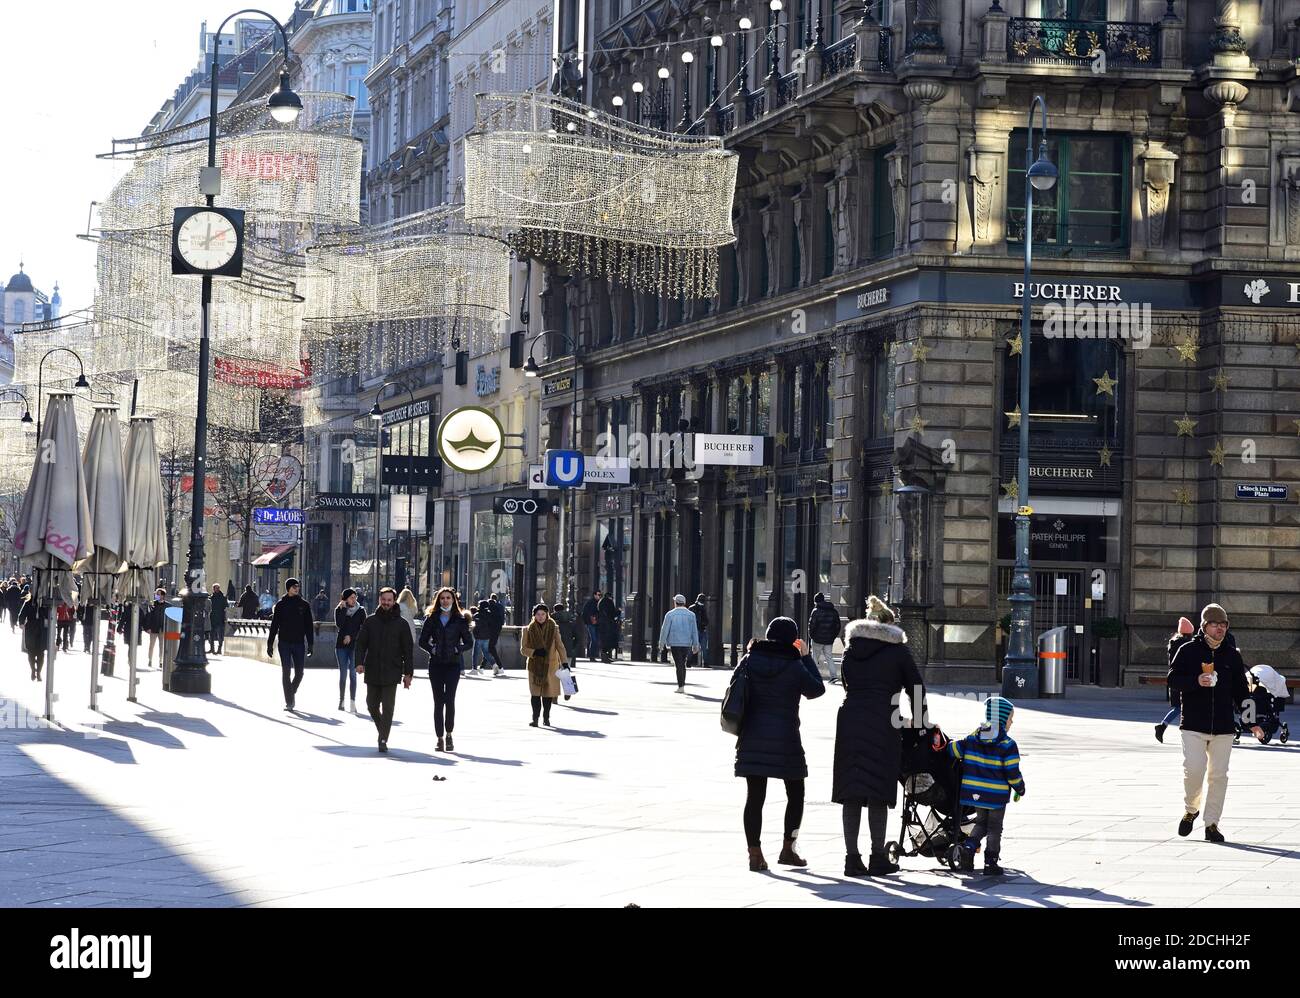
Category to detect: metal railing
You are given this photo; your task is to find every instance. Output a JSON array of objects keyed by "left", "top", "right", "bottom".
[
  {"left": 775, "top": 71, "right": 800, "bottom": 110},
  {"left": 745, "top": 88, "right": 766, "bottom": 119},
  {"left": 1007, "top": 17, "right": 1158, "bottom": 67},
  {"left": 823, "top": 35, "right": 857, "bottom": 77}
]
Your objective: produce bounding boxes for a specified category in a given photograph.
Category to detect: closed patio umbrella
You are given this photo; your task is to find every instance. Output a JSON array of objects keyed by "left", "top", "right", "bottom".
[
  {"left": 13, "top": 393, "right": 92, "bottom": 721},
  {"left": 77, "top": 404, "right": 126, "bottom": 710},
  {"left": 116, "top": 416, "right": 168, "bottom": 702}
]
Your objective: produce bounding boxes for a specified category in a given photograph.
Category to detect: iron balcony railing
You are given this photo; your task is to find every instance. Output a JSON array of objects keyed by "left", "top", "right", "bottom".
[
  {"left": 1007, "top": 17, "right": 1158, "bottom": 67},
  {"left": 823, "top": 35, "right": 856, "bottom": 76}
]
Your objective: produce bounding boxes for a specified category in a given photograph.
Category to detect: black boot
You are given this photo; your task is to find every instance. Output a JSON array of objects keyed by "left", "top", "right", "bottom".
[
  {"left": 1154, "top": 723, "right": 1166, "bottom": 743},
  {"left": 777, "top": 836, "right": 806, "bottom": 867},
  {"left": 867, "top": 851, "right": 900, "bottom": 876},
  {"left": 844, "top": 853, "right": 869, "bottom": 877}
]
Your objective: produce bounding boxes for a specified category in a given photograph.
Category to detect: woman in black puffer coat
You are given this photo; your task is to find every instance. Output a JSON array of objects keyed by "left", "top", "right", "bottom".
[
  {"left": 419, "top": 587, "right": 474, "bottom": 753},
  {"left": 832, "top": 596, "right": 926, "bottom": 878},
  {"left": 733, "top": 617, "right": 826, "bottom": 872}
]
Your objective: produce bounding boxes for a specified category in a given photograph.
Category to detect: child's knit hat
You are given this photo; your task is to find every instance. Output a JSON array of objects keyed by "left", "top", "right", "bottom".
[{"left": 984, "top": 696, "right": 1015, "bottom": 731}]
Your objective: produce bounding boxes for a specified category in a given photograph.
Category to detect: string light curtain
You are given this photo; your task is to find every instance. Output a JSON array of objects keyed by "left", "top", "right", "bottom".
[{"left": 463, "top": 91, "right": 738, "bottom": 299}]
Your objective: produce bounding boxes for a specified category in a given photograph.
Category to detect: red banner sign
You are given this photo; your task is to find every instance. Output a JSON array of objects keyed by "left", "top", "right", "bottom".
[
  {"left": 220, "top": 149, "right": 319, "bottom": 182},
  {"left": 214, "top": 356, "right": 309, "bottom": 390}
]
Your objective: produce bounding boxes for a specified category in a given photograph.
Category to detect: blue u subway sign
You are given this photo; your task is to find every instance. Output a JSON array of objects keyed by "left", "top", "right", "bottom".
[
  {"left": 1236, "top": 483, "right": 1289, "bottom": 501},
  {"left": 545, "top": 450, "right": 585, "bottom": 488}
]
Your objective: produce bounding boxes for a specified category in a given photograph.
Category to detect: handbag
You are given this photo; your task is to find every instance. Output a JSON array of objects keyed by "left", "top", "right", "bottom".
[
  {"left": 720, "top": 664, "right": 749, "bottom": 735},
  {"left": 557, "top": 666, "right": 577, "bottom": 698}
]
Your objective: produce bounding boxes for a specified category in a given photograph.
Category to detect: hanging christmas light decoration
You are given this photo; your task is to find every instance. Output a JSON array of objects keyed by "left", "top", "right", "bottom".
[{"left": 463, "top": 91, "right": 738, "bottom": 299}]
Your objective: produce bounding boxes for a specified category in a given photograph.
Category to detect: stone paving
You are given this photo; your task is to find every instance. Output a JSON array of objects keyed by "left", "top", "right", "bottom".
[{"left": 2, "top": 625, "right": 1299, "bottom": 908}]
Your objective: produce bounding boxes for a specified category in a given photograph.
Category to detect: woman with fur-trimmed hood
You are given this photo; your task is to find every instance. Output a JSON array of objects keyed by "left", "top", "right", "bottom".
[{"left": 832, "top": 595, "right": 927, "bottom": 877}]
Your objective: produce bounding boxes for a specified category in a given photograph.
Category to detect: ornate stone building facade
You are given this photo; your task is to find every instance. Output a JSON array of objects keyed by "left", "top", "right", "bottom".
[{"left": 545, "top": 0, "right": 1300, "bottom": 682}]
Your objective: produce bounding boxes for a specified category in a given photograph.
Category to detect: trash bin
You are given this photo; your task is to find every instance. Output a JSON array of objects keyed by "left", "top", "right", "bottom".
[
  {"left": 1039, "top": 626, "right": 1068, "bottom": 698},
  {"left": 161, "top": 605, "right": 184, "bottom": 691}
]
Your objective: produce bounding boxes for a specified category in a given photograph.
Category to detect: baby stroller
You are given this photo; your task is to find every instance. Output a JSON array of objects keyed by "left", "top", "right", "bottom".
[
  {"left": 1234, "top": 664, "right": 1290, "bottom": 745},
  {"left": 885, "top": 726, "right": 975, "bottom": 868}
]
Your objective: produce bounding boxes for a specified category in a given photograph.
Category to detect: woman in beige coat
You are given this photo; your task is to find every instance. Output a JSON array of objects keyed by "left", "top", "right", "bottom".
[{"left": 521, "top": 603, "right": 566, "bottom": 727}]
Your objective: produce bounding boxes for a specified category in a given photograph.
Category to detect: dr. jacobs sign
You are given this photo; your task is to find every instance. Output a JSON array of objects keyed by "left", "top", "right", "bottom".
[{"left": 436, "top": 406, "right": 504, "bottom": 474}]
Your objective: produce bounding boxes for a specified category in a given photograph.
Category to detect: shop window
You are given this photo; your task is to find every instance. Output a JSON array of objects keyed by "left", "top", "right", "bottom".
[
  {"left": 1001, "top": 336, "right": 1121, "bottom": 443},
  {"left": 868, "top": 343, "right": 897, "bottom": 439},
  {"left": 1007, "top": 132, "right": 1128, "bottom": 252}
]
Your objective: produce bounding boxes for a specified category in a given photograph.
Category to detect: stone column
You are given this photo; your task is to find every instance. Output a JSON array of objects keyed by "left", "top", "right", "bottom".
[
  {"left": 1210, "top": 0, "right": 1250, "bottom": 70},
  {"left": 1139, "top": 141, "right": 1179, "bottom": 255}
]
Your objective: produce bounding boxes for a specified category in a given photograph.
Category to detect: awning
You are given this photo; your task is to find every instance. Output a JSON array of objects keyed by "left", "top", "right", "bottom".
[{"left": 252, "top": 543, "right": 296, "bottom": 568}]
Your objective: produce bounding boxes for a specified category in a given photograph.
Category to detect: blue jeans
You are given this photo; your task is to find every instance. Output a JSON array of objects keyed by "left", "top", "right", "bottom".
[
  {"left": 337, "top": 646, "right": 356, "bottom": 700},
  {"left": 473, "top": 638, "right": 496, "bottom": 670},
  {"left": 1161, "top": 706, "right": 1180, "bottom": 726},
  {"left": 585, "top": 623, "right": 600, "bottom": 660},
  {"left": 279, "top": 641, "right": 306, "bottom": 705},
  {"left": 698, "top": 629, "right": 709, "bottom": 665}
]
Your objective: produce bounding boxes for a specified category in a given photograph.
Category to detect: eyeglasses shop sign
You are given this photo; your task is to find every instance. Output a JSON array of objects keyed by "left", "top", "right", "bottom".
[{"left": 694, "top": 434, "right": 767, "bottom": 467}]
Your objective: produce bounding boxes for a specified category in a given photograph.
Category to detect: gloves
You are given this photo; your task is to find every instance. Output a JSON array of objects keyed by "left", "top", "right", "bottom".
[{"left": 266, "top": 643, "right": 274, "bottom": 658}]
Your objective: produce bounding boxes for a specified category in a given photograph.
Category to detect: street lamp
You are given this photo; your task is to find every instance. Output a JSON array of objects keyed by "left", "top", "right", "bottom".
[
  {"left": 172, "top": 8, "right": 300, "bottom": 695},
  {"left": 677, "top": 50, "right": 695, "bottom": 132},
  {"left": 735, "top": 17, "right": 754, "bottom": 104},
  {"left": 369, "top": 379, "right": 417, "bottom": 604},
  {"left": 35, "top": 348, "right": 90, "bottom": 437},
  {"left": 0, "top": 388, "right": 35, "bottom": 424},
  {"left": 1004, "top": 95, "right": 1057, "bottom": 699},
  {"left": 523, "top": 330, "right": 579, "bottom": 610}
]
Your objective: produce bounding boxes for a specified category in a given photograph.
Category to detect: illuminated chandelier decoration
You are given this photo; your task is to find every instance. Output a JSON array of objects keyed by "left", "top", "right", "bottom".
[
  {"left": 463, "top": 92, "right": 738, "bottom": 299},
  {"left": 303, "top": 205, "right": 512, "bottom": 367}
]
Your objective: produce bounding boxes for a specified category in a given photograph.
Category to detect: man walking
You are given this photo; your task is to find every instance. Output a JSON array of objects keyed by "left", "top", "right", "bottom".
[
  {"left": 485, "top": 592, "right": 506, "bottom": 675},
  {"left": 208, "top": 584, "right": 229, "bottom": 656},
  {"left": 354, "top": 587, "right": 413, "bottom": 753},
  {"left": 1169, "top": 603, "right": 1262, "bottom": 843},
  {"left": 581, "top": 589, "right": 602, "bottom": 662},
  {"left": 808, "top": 592, "right": 843, "bottom": 683},
  {"left": 267, "top": 578, "right": 314, "bottom": 711},
  {"left": 658, "top": 594, "right": 700, "bottom": 694},
  {"left": 690, "top": 594, "right": 709, "bottom": 666},
  {"left": 238, "top": 584, "right": 259, "bottom": 619}
]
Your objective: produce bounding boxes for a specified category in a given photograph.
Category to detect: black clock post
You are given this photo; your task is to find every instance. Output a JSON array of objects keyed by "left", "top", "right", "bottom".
[{"left": 170, "top": 7, "right": 301, "bottom": 695}]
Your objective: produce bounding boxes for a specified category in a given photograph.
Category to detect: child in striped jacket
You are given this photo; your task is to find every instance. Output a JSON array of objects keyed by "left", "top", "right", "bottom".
[{"left": 943, "top": 696, "right": 1026, "bottom": 876}]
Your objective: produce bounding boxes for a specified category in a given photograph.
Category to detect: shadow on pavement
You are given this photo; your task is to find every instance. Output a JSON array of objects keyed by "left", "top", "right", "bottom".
[
  {"left": 549, "top": 727, "right": 607, "bottom": 738},
  {"left": 95, "top": 721, "right": 186, "bottom": 750},
  {"left": 134, "top": 709, "right": 224, "bottom": 737},
  {"left": 558, "top": 705, "right": 619, "bottom": 716},
  {"left": 551, "top": 769, "right": 601, "bottom": 778},
  {"left": 687, "top": 694, "right": 722, "bottom": 703},
  {"left": 203, "top": 695, "right": 352, "bottom": 746},
  {"left": 313, "top": 744, "right": 451, "bottom": 765},
  {"left": 452, "top": 753, "right": 525, "bottom": 767},
  {"left": 287, "top": 710, "right": 344, "bottom": 726}
]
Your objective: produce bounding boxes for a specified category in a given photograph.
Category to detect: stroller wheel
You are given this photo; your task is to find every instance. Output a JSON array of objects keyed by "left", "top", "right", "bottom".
[
  {"left": 946, "top": 844, "right": 965, "bottom": 870},
  {"left": 886, "top": 841, "right": 901, "bottom": 866}
]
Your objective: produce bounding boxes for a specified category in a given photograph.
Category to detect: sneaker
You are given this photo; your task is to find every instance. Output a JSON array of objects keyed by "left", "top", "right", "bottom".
[
  {"left": 983, "top": 861, "right": 1005, "bottom": 876},
  {"left": 378, "top": 740, "right": 387, "bottom": 753},
  {"left": 1205, "top": 824, "right": 1225, "bottom": 843},
  {"left": 676, "top": 685, "right": 685, "bottom": 694},
  {"left": 493, "top": 667, "right": 503, "bottom": 677},
  {"left": 445, "top": 734, "right": 454, "bottom": 752},
  {"left": 1154, "top": 723, "right": 1166, "bottom": 743},
  {"left": 350, "top": 699, "right": 357, "bottom": 712},
  {"left": 1178, "top": 811, "right": 1199, "bottom": 837}
]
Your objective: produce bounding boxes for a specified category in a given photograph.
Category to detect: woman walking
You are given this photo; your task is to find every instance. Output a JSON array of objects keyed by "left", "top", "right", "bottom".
[
  {"left": 733, "top": 617, "right": 825, "bottom": 871},
  {"left": 418, "top": 587, "right": 473, "bottom": 752},
  {"left": 1156, "top": 616, "right": 1195, "bottom": 743},
  {"left": 521, "top": 604, "right": 566, "bottom": 727},
  {"left": 335, "top": 588, "right": 367, "bottom": 712},
  {"left": 832, "top": 596, "right": 927, "bottom": 877},
  {"left": 18, "top": 593, "right": 48, "bottom": 681}
]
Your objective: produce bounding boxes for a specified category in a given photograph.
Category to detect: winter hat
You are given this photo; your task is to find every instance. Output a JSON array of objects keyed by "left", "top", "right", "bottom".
[
  {"left": 813, "top": 592, "right": 825, "bottom": 604},
  {"left": 285, "top": 578, "right": 301, "bottom": 591},
  {"left": 765, "top": 616, "right": 800, "bottom": 646},
  {"left": 531, "top": 603, "right": 550, "bottom": 617},
  {"left": 674, "top": 594, "right": 686, "bottom": 605},
  {"left": 1177, "top": 616, "right": 1194, "bottom": 635},
  {"left": 342, "top": 588, "right": 356, "bottom": 599},
  {"left": 984, "top": 696, "right": 1015, "bottom": 731},
  {"left": 1201, "top": 603, "right": 1228, "bottom": 626},
  {"left": 865, "top": 595, "right": 896, "bottom": 624}
]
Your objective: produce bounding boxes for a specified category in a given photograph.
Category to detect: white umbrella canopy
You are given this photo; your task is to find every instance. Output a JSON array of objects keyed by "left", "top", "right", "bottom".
[
  {"left": 13, "top": 393, "right": 93, "bottom": 599},
  {"left": 76, "top": 405, "right": 127, "bottom": 601},
  {"left": 116, "top": 416, "right": 169, "bottom": 600}
]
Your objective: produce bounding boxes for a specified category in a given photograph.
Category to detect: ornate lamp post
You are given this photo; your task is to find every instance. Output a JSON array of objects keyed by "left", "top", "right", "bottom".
[
  {"left": 523, "top": 331, "right": 579, "bottom": 609},
  {"left": 368, "top": 379, "right": 418, "bottom": 602}
]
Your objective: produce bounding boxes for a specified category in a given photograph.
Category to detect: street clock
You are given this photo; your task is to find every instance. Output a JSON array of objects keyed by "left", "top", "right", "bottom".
[{"left": 171, "top": 206, "right": 245, "bottom": 278}]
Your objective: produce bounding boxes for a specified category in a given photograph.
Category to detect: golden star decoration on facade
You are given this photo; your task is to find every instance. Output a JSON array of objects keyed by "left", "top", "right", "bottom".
[
  {"left": 1006, "top": 405, "right": 1021, "bottom": 429},
  {"left": 879, "top": 480, "right": 893, "bottom": 498},
  {"left": 1210, "top": 369, "right": 1229, "bottom": 393},
  {"left": 911, "top": 340, "right": 931, "bottom": 364},
  {"left": 1093, "top": 371, "right": 1117, "bottom": 396},
  {"left": 1006, "top": 332, "right": 1023, "bottom": 357},
  {"left": 741, "top": 371, "right": 754, "bottom": 387},
  {"left": 1293, "top": 418, "right": 1300, "bottom": 437},
  {"left": 1208, "top": 440, "right": 1225, "bottom": 467},
  {"left": 1174, "top": 414, "right": 1197, "bottom": 437},
  {"left": 1098, "top": 444, "right": 1112, "bottom": 467},
  {"left": 1173, "top": 486, "right": 1193, "bottom": 507},
  {"left": 742, "top": 496, "right": 753, "bottom": 512},
  {"left": 775, "top": 430, "right": 788, "bottom": 447},
  {"left": 725, "top": 467, "right": 738, "bottom": 484},
  {"left": 1175, "top": 337, "right": 1199, "bottom": 363},
  {"left": 909, "top": 412, "right": 928, "bottom": 435},
  {"left": 1001, "top": 480, "right": 1019, "bottom": 500}
]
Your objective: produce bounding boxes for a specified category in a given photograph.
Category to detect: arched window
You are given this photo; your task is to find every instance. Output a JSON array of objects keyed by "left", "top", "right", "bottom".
[
  {"left": 1001, "top": 336, "right": 1122, "bottom": 443},
  {"left": 12, "top": 300, "right": 24, "bottom": 324}
]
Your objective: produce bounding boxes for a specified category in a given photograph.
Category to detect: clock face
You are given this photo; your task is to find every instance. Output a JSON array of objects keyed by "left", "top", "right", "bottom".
[{"left": 176, "top": 211, "right": 239, "bottom": 271}]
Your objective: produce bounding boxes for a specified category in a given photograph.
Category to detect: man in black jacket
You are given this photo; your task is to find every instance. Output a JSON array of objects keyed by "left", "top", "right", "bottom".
[
  {"left": 690, "top": 594, "right": 709, "bottom": 666},
  {"left": 581, "top": 590, "right": 602, "bottom": 662},
  {"left": 355, "top": 587, "right": 413, "bottom": 752},
  {"left": 485, "top": 593, "right": 506, "bottom": 670},
  {"left": 267, "top": 578, "right": 314, "bottom": 711},
  {"left": 808, "top": 592, "right": 842, "bottom": 683},
  {"left": 1169, "top": 603, "right": 1262, "bottom": 843}
]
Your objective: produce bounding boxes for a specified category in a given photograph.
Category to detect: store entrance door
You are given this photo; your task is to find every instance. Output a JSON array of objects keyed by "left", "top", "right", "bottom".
[{"left": 1033, "top": 568, "right": 1086, "bottom": 683}]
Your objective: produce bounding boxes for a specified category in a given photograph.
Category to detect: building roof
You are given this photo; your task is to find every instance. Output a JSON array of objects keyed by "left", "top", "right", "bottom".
[{"left": 5, "top": 266, "right": 32, "bottom": 294}]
